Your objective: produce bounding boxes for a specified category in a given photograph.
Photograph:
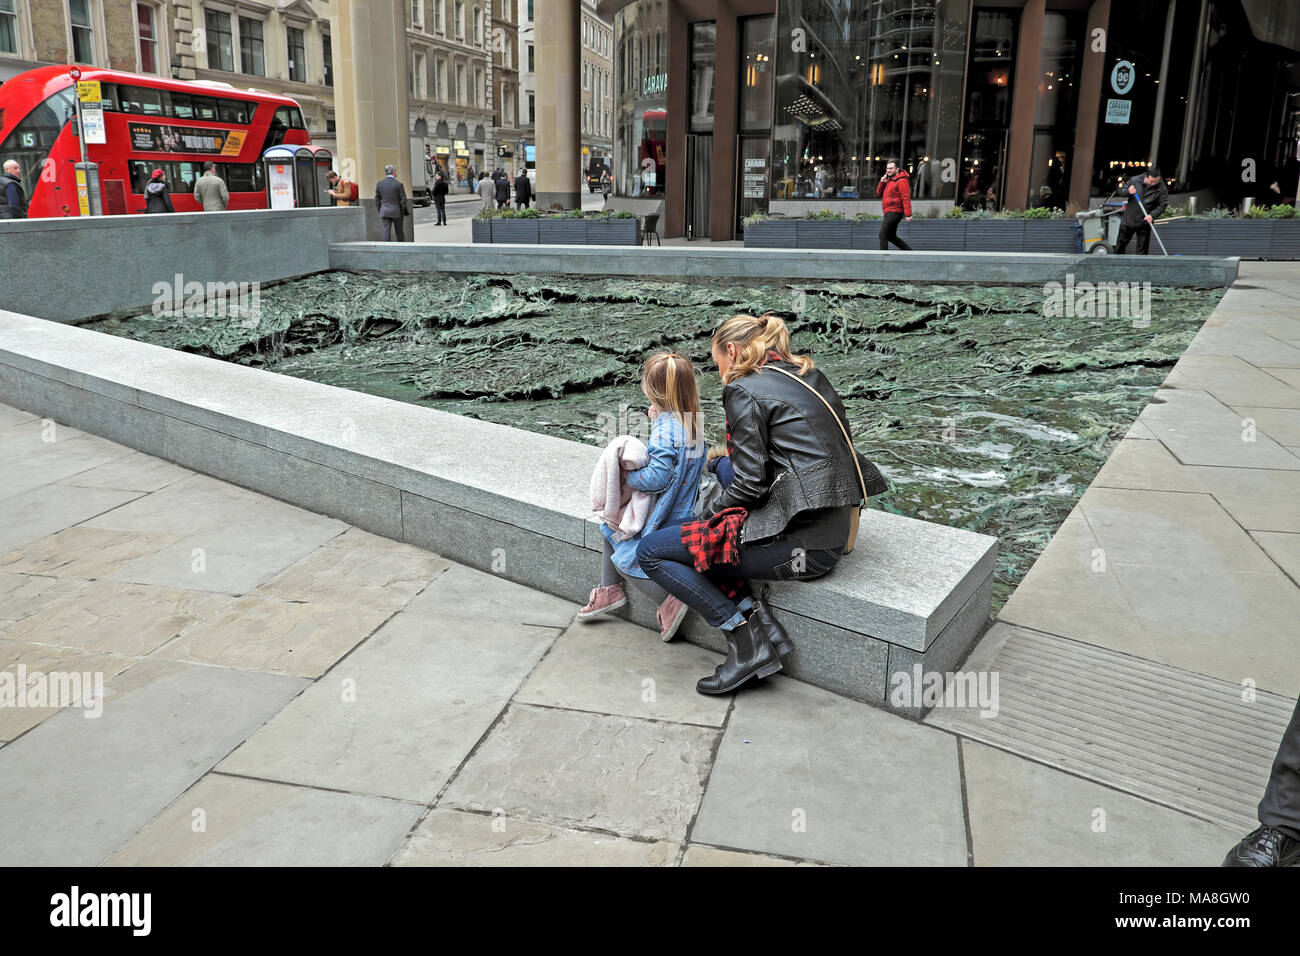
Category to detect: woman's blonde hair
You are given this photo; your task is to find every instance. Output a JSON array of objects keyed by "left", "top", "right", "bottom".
[
  {"left": 641, "top": 351, "right": 703, "bottom": 443},
  {"left": 712, "top": 313, "right": 814, "bottom": 384}
]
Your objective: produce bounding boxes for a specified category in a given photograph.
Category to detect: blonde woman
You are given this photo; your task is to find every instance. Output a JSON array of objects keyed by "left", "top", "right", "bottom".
[
  {"left": 580, "top": 352, "right": 707, "bottom": 640},
  {"left": 637, "top": 314, "right": 887, "bottom": 695}
]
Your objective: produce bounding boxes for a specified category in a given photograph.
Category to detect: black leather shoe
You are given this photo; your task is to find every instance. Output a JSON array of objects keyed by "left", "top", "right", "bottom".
[
  {"left": 1221, "top": 826, "right": 1300, "bottom": 867},
  {"left": 696, "top": 616, "right": 782, "bottom": 695},
  {"left": 750, "top": 585, "right": 793, "bottom": 657}
]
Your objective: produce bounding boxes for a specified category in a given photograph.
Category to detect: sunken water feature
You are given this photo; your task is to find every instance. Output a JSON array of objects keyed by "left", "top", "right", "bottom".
[{"left": 83, "top": 271, "right": 1223, "bottom": 612}]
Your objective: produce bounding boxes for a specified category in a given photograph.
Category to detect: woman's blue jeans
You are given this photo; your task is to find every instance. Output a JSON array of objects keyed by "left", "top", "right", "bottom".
[{"left": 636, "top": 525, "right": 840, "bottom": 629}]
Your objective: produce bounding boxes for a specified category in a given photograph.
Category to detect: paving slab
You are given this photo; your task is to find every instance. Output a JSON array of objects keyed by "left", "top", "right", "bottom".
[
  {"left": 514, "top": 617, "right": 729, "bottom": 727},
  {"left": 0, "top": 579, "right": 235, "bottom": 656},
  {"left": 153, "top": 594, "right": 392, "bottom": 678},
  {"left": 0, "top": 482, "right": 145, "bottom": 554},
  {"left": 0, "top": 526, "right": 183, "bottom": 579},
  {"left": 0, "top": 405, "right": 37, "bottom": 428},
  {"left": 1164, "top": 355, "right": 1300, "bottom": 408},
  {"left": 254, "top": 527, "right": 453, "bottom": 611},
  {"left": 0, "top": 639, "right": 135, "bottom": 740},
  {"left": 0, "top": 659, "right": 308, "bottom": 866},
  {"left": 80, "top": 472, "right": 320, "bottom": 536},
  {"left": 104, "top": 773, "right": 424, "bottom": 867},
  {"left": 1089, "top": 438, "right": 1206, "bottom": 492},
  {"left": 390, "top": 808, "right": 677, "bottom": 866},
  {"left": 1135, "top": 388, "right": 1300, "bottom": 469},
  {"left": 691, "top": 675, "right": 966, "bottom": 866},
  {"left": 963, "top": 741, "right": 1241, "bottom": 866},
  {"left": 1181, "top": 324, "right": 1300, "bottom": 367},
  {"left": 1077, "top": 486, "right": 1278, "bottom": 574},
  {"left": 1184, "top": 465, "right": 1300, "bottom": 532},
  {"left": 58, "top": 450, "right": 194, "bottom": 492},
  {"left": 216, "top": 602, "right": 556, "bottom": 802},
  {"left": 1252, "top": 531, "right": 1300, "bottom": 582},
  {"left": 1231, "top": 405, "right": 1300, "bottom": 446},
  {"left": 441, "top": 703, "right": 717, "bottom": 843},
  {"left": 0, "top": 571, "right": 90, "bottom": 628},
  {"left": 1261, "top": 366, "right": 1300, "bottom": 394},
  {"left": 679, "top": 844, "right": 822, "bottom": 866},
  {"left": 410, "top": 560, "right": 580, "bottom": 629}
]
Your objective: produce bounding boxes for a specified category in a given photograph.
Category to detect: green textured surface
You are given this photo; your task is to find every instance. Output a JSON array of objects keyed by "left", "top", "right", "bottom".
[{"left": 83, "top": 271, "right": 1223, "bottom": 613}]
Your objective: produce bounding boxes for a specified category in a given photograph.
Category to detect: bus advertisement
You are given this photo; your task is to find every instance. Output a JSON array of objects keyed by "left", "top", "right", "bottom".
[{"left": 0, "top": 65, "right": 311, "bottom": 218}]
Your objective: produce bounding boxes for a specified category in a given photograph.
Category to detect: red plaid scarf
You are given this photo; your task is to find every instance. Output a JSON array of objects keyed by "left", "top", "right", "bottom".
[{"left": 681, "top": 506, "right": 747, "bottom": 571}]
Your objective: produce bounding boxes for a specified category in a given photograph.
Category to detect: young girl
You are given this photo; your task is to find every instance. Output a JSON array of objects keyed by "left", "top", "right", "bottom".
[{"left": 580, "top": 352, "right": 707, "bottom": 640}]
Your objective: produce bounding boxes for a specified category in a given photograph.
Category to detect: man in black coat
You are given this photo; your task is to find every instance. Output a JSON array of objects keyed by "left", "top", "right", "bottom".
[
  {"left": 432, "top": 171, "right": 449, "bottom": 225},
  {"left": 494, "top": 168, "right": 511, "bottom": 209},
  {"left": 374, "top": 164, "right": 409, "bottom": 241},
  {"left": 1115, "top": 165, "right": 1168, "bottom": 255},
  {"left": 0, "top": 159, "right": 28, "bottom": 219},
  {"left": 514, "top": 168, "right": 532, "bottom": 209}
]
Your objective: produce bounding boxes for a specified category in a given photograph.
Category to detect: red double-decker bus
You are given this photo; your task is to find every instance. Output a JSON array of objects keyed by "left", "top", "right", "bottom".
[{"left": 0, "top": 65, "right": 310, "bottom": 218}]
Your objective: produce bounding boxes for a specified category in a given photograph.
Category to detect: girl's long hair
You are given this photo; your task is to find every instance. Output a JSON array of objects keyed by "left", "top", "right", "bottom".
[
  {"left": 712, "top": 313, "right": 814, "bottom": 384},
  {"left": 641, "top": 351, "right": 703, "bottom": 445}
]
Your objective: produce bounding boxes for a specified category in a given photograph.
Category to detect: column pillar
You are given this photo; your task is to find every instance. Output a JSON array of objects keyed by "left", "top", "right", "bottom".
[
  {"left": 1004, "top": 0, "right": 1045, "bottom": 211},
  {"left": 1068, "top": 0, "right": 1111, "bottom": 209},
  {"left": 334, "top": 0, "right": 413, "bottom": 240},
  {"left": 535, "top": 0, "right": 581, "bottom": 209}
]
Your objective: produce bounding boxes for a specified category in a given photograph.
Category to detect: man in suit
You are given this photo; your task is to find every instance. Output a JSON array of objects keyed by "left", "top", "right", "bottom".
[
  {"left": 514, "top": 168, "right": 532, "bottom": 209},
  {"left": 374, "top": 164, "right": 409, "bottom": 242}
]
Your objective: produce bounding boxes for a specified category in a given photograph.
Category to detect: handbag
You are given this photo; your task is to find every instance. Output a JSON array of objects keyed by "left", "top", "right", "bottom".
[{"left": 763, "top": 365, "right": 869, "bottom": 554}]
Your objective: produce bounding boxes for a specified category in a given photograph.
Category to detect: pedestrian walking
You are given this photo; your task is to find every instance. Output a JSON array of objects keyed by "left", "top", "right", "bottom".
[
  {"left": 192, "top": 161, "right": 229, "bottom": 211},
  {"left": 0, "top": 159, "right": 28, "bottom": 219},
  {"left": 326, "top": 169, "right": 358, "bottom": 207},
  {"left": 495, "top": 168, "right": 511, "bottom": 210},
  {"left": 143, "top": 168, "right": 174, "bottom": 214},
  {"left": 513, "top": 168, "right": 532, "bottom": 209},
  {"left": 478, "top": 171, "right": 494, "bottom": 211},
  {"left": 432, "top": 170, "right": 449, "bottom": 225},
  {"left": 374, "top": 164, "right": 409, "bottom": 242},
  {"left": 1115, "top": 166, "right": 1168, "bottom": 255},
  {"left": 876, "top": 159, "right": 912, "bottom": 250},
  {"left": 600, "top": 167, "right": 612, "bottom": 200},
  {"left": 1223, "top": 696, "right": 1300, "bottom": 866}
]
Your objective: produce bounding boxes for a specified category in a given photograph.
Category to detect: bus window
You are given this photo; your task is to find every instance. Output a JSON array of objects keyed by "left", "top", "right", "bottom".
[
  {"left": 219, "top": 99, "right": 250, "bottom": 124},
  {"left": 176, "top": 161, "right": 201, "bottom": 192},
  {"left": 0, "top": 85, "right": 76, "bottom": 199},
  {"left": 170, "top": 92, "right": 194, "bottom": 120},
  {"left": 222, "top": 162, "right": 264, "bottom": 192},
  {"left": 193, "top": 96, "right": 218, "bottom": 121},
  {"left": 124, "top": 85, "right": 164, "bottom": 116},
  {"left": 100, "top": 83, "right": 120, "bottom": 112}
]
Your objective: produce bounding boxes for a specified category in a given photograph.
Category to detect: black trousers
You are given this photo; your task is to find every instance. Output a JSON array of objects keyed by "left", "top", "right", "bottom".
[
  {"left": 1115, "top": 220, "right": 1151, "bottom": 254},
  {"left": 381, "top": 216, "right": 405, "bottom": 242},
  {"left": 516, "top": 198, "right": 530, "bottom": 209},
  {"left": 434, "top": 198, "right": 446, "bottom": 224},
  {"left": 879, "top": 212, "right": 912, "bottom": 250},
  {"left": 1259, "top": 696, "right": 1300, "bottom": 840}
]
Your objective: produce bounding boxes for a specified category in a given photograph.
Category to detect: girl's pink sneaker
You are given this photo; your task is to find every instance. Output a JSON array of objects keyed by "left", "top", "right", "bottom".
[
  {"left": 578, "top": 584, "right": 627, "bottom": 621},
  {"left": 657, "top": 594, "right": 689, "bottom": 641}
]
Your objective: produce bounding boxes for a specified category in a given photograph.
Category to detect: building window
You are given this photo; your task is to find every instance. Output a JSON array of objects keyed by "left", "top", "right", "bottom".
[
  {"left": 527, "top": 43, "right": 533, "bottom": 73},
  {"left": 0, "top": 0, "right": 17, "bottom": 55},
  {"left": 286, "top": 26, "right": 306, "bottom": 82},
  {"left": 239, "top": 17, "right": 265, "bottom": 76},
  {"left": 432, "top": 0, "right": 441, "bottom": 32},
  {"left": 205, "top": 9, "right": 233, "bottom": 71},
  {"left": 412, "top": 0, "right": 422, "bottom": 29},
  {"left": 475, "top": 67, "right": 483, "bottom": 107},
  {"left": 135, "top": 3, "right": 159, "bottom": 74},
  {"left": 528, "top": 93, "right": 534, "bottom": 123},
  {"left": 456, "top": 62, "right": 464, "bottom": 104},
  {"left": 435, "top": 57, "right": 446, "bottom": 100},
  {"left": 527, "top": 0, "right": 532, "bottom": 22},
  {"left": 322, "top": 32, "right": 332, "bottom": 86},
  {"left": 414, "top": 51, "right": 427, "bottom": 97},
  {"left": 473, "top": 5, "right": 480, "bottom": 44},
  {"left": 454, "top": 1, "right": 464, "bottom": 38},
  {"left": 68, "top": 0, "right": 96, "bottom": 65}
]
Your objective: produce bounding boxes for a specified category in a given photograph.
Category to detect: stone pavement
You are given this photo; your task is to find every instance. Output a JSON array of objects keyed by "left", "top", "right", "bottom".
[{"left": 0, "top": 398, "right": 1240, "bottom": 865}]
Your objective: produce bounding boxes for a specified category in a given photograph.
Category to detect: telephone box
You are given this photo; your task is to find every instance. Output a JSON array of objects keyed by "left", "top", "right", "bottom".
[{"left": 262, "top": 145, "right": 333, "bottom": 209}]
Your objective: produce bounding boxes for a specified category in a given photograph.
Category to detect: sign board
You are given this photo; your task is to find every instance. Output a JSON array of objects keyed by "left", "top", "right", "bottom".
[
  {"left": 453, "top": 139, "right": 467, "bottom": 150},
  {"left": 82, "top": 100, "right": 107, "bottom": 143},
  {"left": 76, "top": 80, "right": 101, "bottom": 102},
  {"left": 267, "top": 162, "right": 295, "bottom": 209},
  {"left": 128, "top": 122, "right": 244, "bottom": 155},
  {"left": 74, "top": 166, "right": 90, "bottom": 216},
  {"left": 1110, "top": 60, "right": 1136, "bottom": 96},
  {"left": 743, "top": 156, "right": 768, "bottom": 199},
  {"left": 68, "top": 66, "right": 81, "bottom": 81},
  {"left": 1104, "top": 98, "right": 1131, "bottom": 125}
]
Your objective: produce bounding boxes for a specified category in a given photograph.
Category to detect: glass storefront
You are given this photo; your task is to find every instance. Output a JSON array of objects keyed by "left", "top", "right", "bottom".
[
  {"left": 614, "top": 0, "right": 669, "bottom": 197},
  {"left": 771, "top": 0, "right": 968, "bottom": 202}
]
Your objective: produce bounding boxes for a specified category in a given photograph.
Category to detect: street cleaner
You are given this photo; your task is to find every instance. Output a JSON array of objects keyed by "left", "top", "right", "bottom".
[{"left": 1115, "top": 165, "right": 1168, "bottom": 255}]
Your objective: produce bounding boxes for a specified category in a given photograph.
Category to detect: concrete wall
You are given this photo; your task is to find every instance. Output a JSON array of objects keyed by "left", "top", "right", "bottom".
[
  {"left": 0, "top": 307, "right": 997, "bottom": 714},
  {"left": 0, "top": 207, "right": 366, "bottom": 324},
  {"left": 329, "top": 241, "right": 1240, "bottom": 288}
]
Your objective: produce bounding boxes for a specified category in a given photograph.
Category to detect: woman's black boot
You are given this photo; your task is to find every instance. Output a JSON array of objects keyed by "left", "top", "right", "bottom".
[
  {"left": 696, "top": 615, "right": 782, "bottom": 695},
  {"left": 750, "top": 584, "right": 793, "bottom": 657}
]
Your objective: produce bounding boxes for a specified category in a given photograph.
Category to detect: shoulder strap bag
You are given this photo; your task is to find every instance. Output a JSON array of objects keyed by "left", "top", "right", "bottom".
[{"left": 762, "top": 364, "right": 868, "bottom": 555}]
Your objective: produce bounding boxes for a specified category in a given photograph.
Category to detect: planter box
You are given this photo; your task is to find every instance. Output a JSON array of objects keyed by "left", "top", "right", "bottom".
[
  {"left": 744, "top": 219, "right": 798, "bottom": 249},
  {"left": 471, "top": 219, "right": 492, "bottom": 243},
  {"left": 901, "top": 219, "right": 967, "bottom": 251},
  {"left": 1270, "top": 219, "right": 1300, "bottom": 258},
  {"left": 1151, "top": 220, "right": 1207, "bottom": 256},
  {"left": 489, "top": 220, "right": 540, "bottom": 244},
  {"left": 966, "top": 220, "right": 1024, "bottom": 251},
  {"left": 1207, "top": 220, "right": 1274, "bottom": 258},
  {"left": 850, "top": 221, "right": 883, "bottom": 250},
  {"left": 1022, "top": 220, "right": 1078, "bottom": 254},
  {"left": 796, "top": 220, "right": 853, "bottom": 249},
  {"left": 585, "top": 219, "right": 641, "bottom": 246},
  {"left": 538, "top": 220, "right": 589, "bottom": 245}
]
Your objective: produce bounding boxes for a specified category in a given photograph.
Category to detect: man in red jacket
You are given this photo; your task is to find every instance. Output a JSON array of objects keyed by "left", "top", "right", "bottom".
[{"left": 876, "top": 159, "right": 913, "bottom": 251}]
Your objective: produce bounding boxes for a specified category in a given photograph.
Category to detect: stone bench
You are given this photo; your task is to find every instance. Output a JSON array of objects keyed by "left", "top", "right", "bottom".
[{"left": 0, "top": 308, "right": 996, "bottom": 715}]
